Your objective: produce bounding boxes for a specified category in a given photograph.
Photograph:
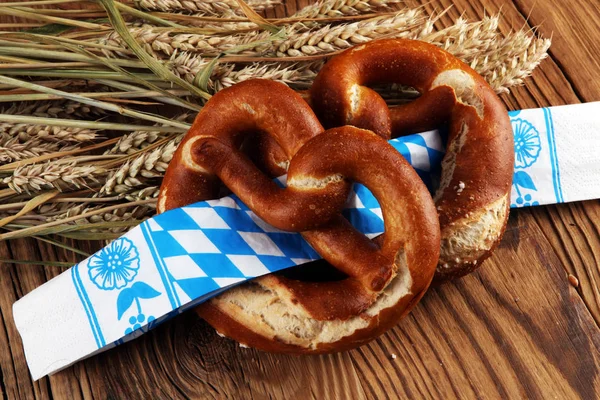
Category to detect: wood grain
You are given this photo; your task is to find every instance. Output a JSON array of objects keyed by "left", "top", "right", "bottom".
[
  {"left": 406, "top": 0, "right": 600, "bottom": 326},
  {"left": 2, "top": 0, "right": 600, "bottom": 398}
]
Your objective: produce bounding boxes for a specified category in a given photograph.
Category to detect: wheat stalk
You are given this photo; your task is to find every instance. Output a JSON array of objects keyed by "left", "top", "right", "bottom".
[
  {"left": 123, "top": 186, "right": 160, "bottom": 201},
  {"left": 4, "top": 162, "right": 105, "bottom": 195},
  {"left": 86, "top": 204, "right": 154, "bottom": 226},
  {"left": 104, "top": 114, "right": 191, "bottom": 156},
  {"left": 157, "top": 17, "right": 263, "bottom": 30},
  {"left": 467, "top": 31, "right": 551, "bottom": 93},
  {"left": 492, "top": 37, "right": 550, "bottom": 92},
  {"left": 2, "top": 201, "right": 78, "bottom": 224},
  {"left": 212, "top": 60, "right": 321, "bottom": 91},
  {"left": 100, "top": 10, "right": 424, "bottom": 58},
  {"left": 105, "top": 130, "right": 166, "bottom": 155},
  {"left": 0, "top": 137, "right": 75, "bottom": 165},
  {"left": 45, "top": 202, "right": 156, "bottom": 235},
  {"left": 293, "top": 0, "right": 402, "bottom": 18},
  {"left": 275, "top": 10, "right": 425, "bottom": 56},
  {"left": 100, "top": 25, "right": 276, "bottom": 58},
  {"left": 414, "top": 16, "right": 551, "bottom": 92},
  {"left": 417, "top": 16, "right": 500, "bottom": 61},
  {"left": 167, "top": 51, "right": 320, "bottom": 90},
  {"left": 168, "top": 52, "right": 235, "bottom": 85},
  {"left": 0, "top": 123, "right": 99, "bottom": 144},
  {"left": 170, "top": 9, "right": 423, "bottom": 57},
  {"left": 134, "top": 0, "right": 281, "bottom": 16},
  {"left": 3, "top": 99, "right": 108, "bottom": 119},
  {"left": 159, "top": 0, "right": 404, "bottom": 27},
  {"left": 50, "top": 203, "right": 154, "bottom": 222},
  {"left": 37, "top": 201, "right": 87, "bottom": 218},
  {"left": 100, "top": 135, "right": 182, "bottom": 195},
  {"left": 167, "top": 52, "right": 213, "bottom": 82},
  {"left": 0, "top": 118, "right": 99, "bottom": 165}
]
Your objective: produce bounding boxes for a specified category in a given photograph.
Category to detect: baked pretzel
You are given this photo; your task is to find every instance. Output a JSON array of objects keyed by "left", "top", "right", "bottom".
[
  {"left": 158, "top": 79, "right": 440, "bottom": 352},
  {"left": 310, "top": 39, "right": 514, "bottom": 281}
]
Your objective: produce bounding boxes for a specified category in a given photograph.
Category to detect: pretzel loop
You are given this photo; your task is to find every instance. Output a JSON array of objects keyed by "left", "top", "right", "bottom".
[
  {"left": 188, "top": 136, "right": 351, "bottom": 232},
  {"left": 310, "top": 39, "right": 514, "bottom": 281}
]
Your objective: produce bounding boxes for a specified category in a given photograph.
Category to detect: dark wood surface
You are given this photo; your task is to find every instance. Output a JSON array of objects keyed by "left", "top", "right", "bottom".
[{"left": 2, "top": 0, "right": 600, "bottom": 398}]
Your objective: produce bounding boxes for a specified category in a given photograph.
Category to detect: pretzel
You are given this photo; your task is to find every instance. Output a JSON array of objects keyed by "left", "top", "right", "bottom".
[
  {"left": 158, "top": 79, "right": 440, "bottom": 352},
  {"left": 310, "top": 39, "right": 514, "bottom": 282}
]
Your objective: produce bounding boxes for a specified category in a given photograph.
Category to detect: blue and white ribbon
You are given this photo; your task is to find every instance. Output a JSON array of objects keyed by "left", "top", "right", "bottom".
[{"left": 13, "top": 102, "right": 600, "bottom": 380}]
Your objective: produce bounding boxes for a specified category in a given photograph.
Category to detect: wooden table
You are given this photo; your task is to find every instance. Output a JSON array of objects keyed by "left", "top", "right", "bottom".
[{"left": 2, "top": 0, "right": 600, "bottom": 398}]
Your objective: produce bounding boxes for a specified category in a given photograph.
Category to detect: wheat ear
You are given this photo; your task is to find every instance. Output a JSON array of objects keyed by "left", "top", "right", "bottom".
[
  {"left": 101, "top": 10, "right": 424, "bottom": 58},
  {"left": 467, "top": 31, "right": 552, "bottom": 93},
  {"left": 4, "top": 163, "right": 105, "bottom": 195},
  {"left": 167, "top": 52, "right": 320, "bottom": 91},
  {"left": 100, "top": 135, "right": 183, "bottom": 195},
  {"left": 0, "top": 123, "right": 99, "bottom": 144},
  {"left": 48, "top": 203, "right": 156, "bottom": 235},
  {"left": 275, "top": 10, "right": 425, "bottom": 56},
  {"left": 104, "top": 115, "right": 191, "bottom": 155},
  {"left": 0, "top": 137, "right": 76, "bottom": 165},
  {"left": 293, "top": 0, "right": 403, "bottom": 18},
  {"left": 3, "top": 99, "right": 107, "bottom": 119},
  {"left": 134, "top": 0, "right": 281, "bottom": 16},
  {"left": 100, "top": 25, "right": 278, "bottom": 58}
]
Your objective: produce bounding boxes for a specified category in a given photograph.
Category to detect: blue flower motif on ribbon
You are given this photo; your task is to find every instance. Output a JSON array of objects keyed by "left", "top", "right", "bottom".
[
  {"left": 88, "top": 238, "right": 140, "bottom": 290},
  {"left": 512, "top": 118, "right": 541, "bottom": 169}
]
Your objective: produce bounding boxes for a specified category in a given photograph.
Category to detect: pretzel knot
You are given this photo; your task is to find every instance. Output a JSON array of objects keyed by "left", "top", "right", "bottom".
[
  {"left": 310, "top": 39, "right": 514, "bottom": 281},
  {"left": 158, "top": 79, "right": 440, "bottom": 352}
]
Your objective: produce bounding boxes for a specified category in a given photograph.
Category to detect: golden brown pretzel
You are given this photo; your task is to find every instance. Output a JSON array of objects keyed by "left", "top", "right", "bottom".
[
  {"left": 310, "top": 39, "right": 514, "bottom": 282},
  {"left": 158, "top": 79, "right": 440, "bottom": 352}
]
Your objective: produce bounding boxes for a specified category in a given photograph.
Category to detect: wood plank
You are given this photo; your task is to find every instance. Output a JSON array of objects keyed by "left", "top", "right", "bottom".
[
  {"left": 0, "top": 239, "right": 49, "bottom": 400},
  {"left": 349, "top": 212, "right": 600, "bottom": 399},
  {"left": 0, "top": 237, "right": 100, "bottom": 400},
  {"left": 0, "top": 243, "right": 25, "bottom": 400},
  {"left": 79, "top": 316, "right": 367, "bottom": 399},
  {"left": 515, "top": 0, "right": 600, "bottom": 101},
  {"left": 481, "top": 0, "right": 600, "bottom": 327},
  {"left": 530, "top": 202, "right": 600, "bottom": 326}
]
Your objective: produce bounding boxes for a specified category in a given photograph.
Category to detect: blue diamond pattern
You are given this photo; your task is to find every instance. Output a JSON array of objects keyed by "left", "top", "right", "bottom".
[
  {"left": 343, "top": 207, "right": 385, "bottom": 235},
  {"left": 189, "top": 254, "right": 246, "bottom": 278},
  {"left": 213, "top": 207, "right": 264, "bottom": 232},
  {"left": 144, "top": 131, "right": 446, "bottom": 303},
  {"left": 153, "top": 208, "right": 201, "bottom": 231},
  {"left": 202, "top": 230, "right": 255, "bottom": 254},
  {"left": 146, "top": 230, "right": 189, "bottom": 258},
  {"left": 175, "top": 277, "right": 220, "bottom": 299}
]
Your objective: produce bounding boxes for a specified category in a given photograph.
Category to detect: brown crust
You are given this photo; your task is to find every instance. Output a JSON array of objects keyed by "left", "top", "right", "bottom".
[
  {"left": 310, "top": 39, "right": 514, "bottom": 281},
  {"left": 433, "top": 194, "right": 510, "bottom": 282},
  {"left": 158, "top": 78, "right": 440, "bottom": 353},
  {"left": 195, "top": 282, "right": 431, "bottom": 354},
  {"left": 158, "top": 79, "right": 324, "bottom": 214}
]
